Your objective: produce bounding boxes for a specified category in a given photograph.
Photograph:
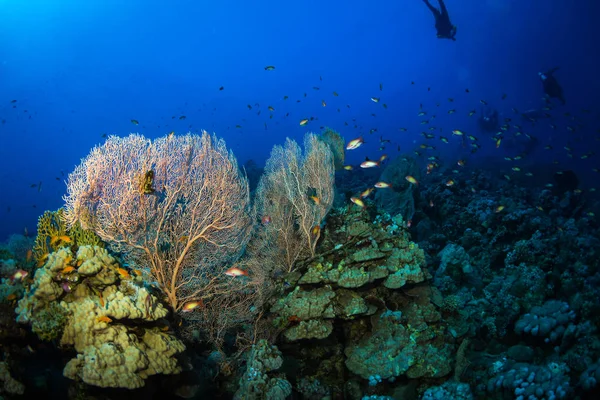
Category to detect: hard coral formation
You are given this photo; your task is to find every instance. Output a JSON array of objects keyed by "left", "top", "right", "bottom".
[
  {"left": 234, "top": 340, "right": 291, "bottom": 400},
  {"left": 272, "top": 208, "right": 427, "bottom": 342},
  {"left": 267, "top": 206, "right": 454, "bottom": 395},
  {"left": 0, "top": 361, "right": 25, "bottom": 396},
  {"left": 16, "top": 245, "right": 185, "bottom": 389}
]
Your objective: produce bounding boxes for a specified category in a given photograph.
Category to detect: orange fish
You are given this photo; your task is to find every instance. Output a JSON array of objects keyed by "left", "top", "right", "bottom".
[
  {"left": 225, "top": 267, "right": 248, "bottom": 277},
  {"left": 133, "top": 269, "right": 143, "bottom": 277},
  {"left": 445, "top": 179, "right": 455, "bottom": 187},
  {"left": 310, "top": 196, "right": 321, "bottom": 205},
  {"left": 61, "top": 266, "right": 76, "bottom": 274},
  {"left": 182, "top": 300, "right": 204, "bottom": 312},
  {"left": 26, "top": 249, "right": 33, "bottom": 263},
  {"left": 6, "top": 293, "right": 17, "bottom": 301},
  {"left": 346, "top": 137, "right": 364, "bottom": 150},
  {"left": 178, "top": 235, "right": 188, "bottom": 242},
  {"left": 116, "top": 267, "right": 130, "bottom": 279},
  {"left": 311, "top": 225, "right": 321, "bottom": 236},
  {"left": 405, "top": 176, "right": 419, "bottom": 185},
  {"left": 97, "top": 316, "right": 112, "bottom": 323},
  {"left": 51, "top": 235, "right": 72, "bottom": 246},
  {"left": 261, "top": 215, "right": 272, "bottom": 225},
  {"left": 99, "top": 292, "right": 105, "bottom": 308}
]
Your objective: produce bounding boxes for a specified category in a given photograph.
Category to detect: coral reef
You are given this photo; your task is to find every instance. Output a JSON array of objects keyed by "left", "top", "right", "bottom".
[
  {"left": 0, "top": 361, "right": 25, "bottom": 396},
  {"left": 319, "top": 127, "right": 345, "bottom": 171},
  {"left": 234, "top": 340, "right": 291, "bottom": 400},
  {"left": 16, "top": 245, "right": 185, "bottom": 389},
  {"left": 374, "top": 156, "right": 420, "bottom": 220}
]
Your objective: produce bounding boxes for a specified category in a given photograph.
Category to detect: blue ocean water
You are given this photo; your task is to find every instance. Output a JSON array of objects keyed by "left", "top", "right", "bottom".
[
  {"left": 1, "top": 0, "right": 598, "bottom": 240},
  {"left": 1, "top": 1, "right": 600, "bottom": 399}
]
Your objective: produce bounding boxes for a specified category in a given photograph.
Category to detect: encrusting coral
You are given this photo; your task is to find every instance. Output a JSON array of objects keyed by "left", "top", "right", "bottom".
[{"left": 16, "top": 245, "right": 185, "bottom": 389}]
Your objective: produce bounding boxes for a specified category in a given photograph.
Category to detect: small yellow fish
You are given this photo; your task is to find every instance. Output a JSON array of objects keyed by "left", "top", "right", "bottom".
[
  {"left": 61, "top": 266, "right": 76, "bottom": 274},
  {"left": 299, "top": 119, "right": 309, "bottom": 126},
  {"left": 350, "top": 197, "right": 365, "bottom": 208},
  {"left": 343, "top": 165, "right": 353, "bottom": 171},
  {"left": 360, "top": 187, "right": 374, "bottom": 198},
  {"left": 495, "top": 205, "right": 505, "bottom": 213},
  {"left": 311, "top": 225, "right": 321, "bottom": 236},
  {"left": 405, "top": 176, "right": 419, "bottom": 185}
]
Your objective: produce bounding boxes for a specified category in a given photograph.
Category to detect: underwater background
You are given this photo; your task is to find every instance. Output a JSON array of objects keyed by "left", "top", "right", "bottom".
[{"left": 1, "top": 0, "right": 600, "bottom": 399}]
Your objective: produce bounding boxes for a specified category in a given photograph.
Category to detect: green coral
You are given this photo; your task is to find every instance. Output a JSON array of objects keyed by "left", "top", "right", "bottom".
[
  {"left": 319, "top": 127, "right": 345, "bottom": 170},
  {"left": 31, "top": 302, "right": 68, "bottom": 341},
  {"left": 69, "top": 220, "right": 104, "bottom": 248},
  {"left": 33, "top": 209, "right": 104, "bottom": 267},
  {"left": 33, "top": 209, "right": 67, "bottom": 264}
]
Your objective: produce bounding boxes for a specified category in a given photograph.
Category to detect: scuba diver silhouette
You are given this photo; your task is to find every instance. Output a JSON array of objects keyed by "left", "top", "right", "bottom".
[
  {"left": 422, "top": 0, "right": 457, "bottom": 40},
  {"left": 539, "top": 67, "right": 565, "bottom": 105}
]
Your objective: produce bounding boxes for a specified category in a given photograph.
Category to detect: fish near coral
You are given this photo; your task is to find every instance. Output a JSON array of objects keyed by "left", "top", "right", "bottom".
[
  {"left": 97, "top": 315, "right": 112, "bottom": 323},
  {"left": 116, "top": 267, "right": 130, "bottom": 279},
  {"left": 61, "top": 266, "right": 76, "bottom": 274},
  {"left": 11, "top": 269, "right": 28, "bottom": 282},
  {"left": 181, "top": 300, "right": 203, "bottom": 312},
  {"left": 224, "top": 267, "right": 248, "bottom": 277}
]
